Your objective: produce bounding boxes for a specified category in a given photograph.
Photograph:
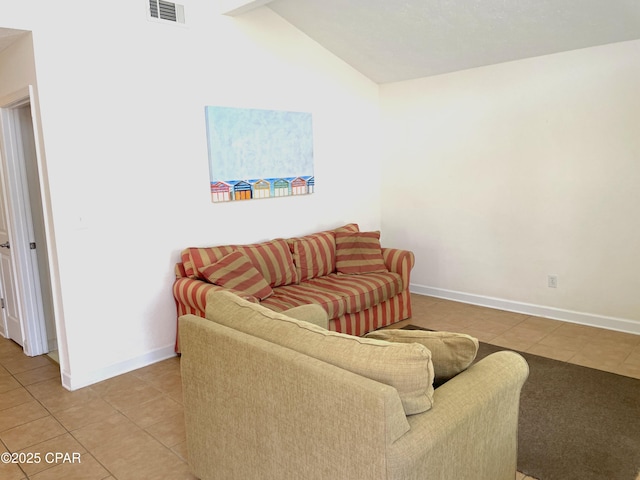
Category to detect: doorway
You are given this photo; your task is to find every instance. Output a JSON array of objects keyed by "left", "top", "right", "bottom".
[{"left": 0, "top": 88, "right": 56, "bottom": 358}]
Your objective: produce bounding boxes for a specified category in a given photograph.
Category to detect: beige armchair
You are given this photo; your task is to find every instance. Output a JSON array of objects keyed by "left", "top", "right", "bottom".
[{"left": 179, "top": 292, "right": 528, "bottom": 480}]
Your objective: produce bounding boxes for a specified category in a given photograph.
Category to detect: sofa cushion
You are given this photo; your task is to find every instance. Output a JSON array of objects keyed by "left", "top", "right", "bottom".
[
  {"left": 261, "top": 283, "right": 347, "bottom": 318},
  {"left": 205, "top": 290, "right": 434, "bottom": 415},
  {"left": 260, "top": 272, "right": 403, "bottom": 318},
  {"left": 198, "top": 251, "right": 274, "bottom": 301},
  {"left": 335, "top": 231, "right": 388, "bottom": 275},
  {"left": 365, "top": 329, "right": 479, "bottom": 385},
  {"left": 184, "top": 238, "right": 298, "bottom": 287}
]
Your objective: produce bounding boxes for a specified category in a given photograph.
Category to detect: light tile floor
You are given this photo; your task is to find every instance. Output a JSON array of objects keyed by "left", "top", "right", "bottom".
[
  {"left": 0, "top": 293, "right": 638, "bottom": 479},
  {"left": 400, "top": 294, "right": 640, "bottom": 380}
]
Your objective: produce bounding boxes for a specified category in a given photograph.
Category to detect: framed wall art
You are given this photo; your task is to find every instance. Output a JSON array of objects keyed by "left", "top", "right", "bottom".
[{"left": 205, "top": 106, "right": 314, "bottom": 203}]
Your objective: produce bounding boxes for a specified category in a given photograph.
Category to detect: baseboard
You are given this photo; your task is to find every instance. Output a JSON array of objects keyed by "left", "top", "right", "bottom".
[
  {"left": 60, "top": 344, "right": 177, "bottom": 391},
  {"left": 411, "top": 284, "right": 640, "bottom": 336}
]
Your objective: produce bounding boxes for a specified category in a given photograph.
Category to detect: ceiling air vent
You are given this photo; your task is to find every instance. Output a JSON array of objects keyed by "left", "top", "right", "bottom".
[{"left": 149, "top": 0, "right": 185, "bottom": 24}]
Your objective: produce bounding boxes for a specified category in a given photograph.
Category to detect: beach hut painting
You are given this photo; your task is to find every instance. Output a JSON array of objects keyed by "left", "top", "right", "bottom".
[
  {"left": 210, "top": 181, "right": 232, "bottom": 203},
  {"left": 253, "top": 179, "right": 270, "bottom": 199},
  {"left": 205, "top": 106, "right": 314, "bottom": 203}
]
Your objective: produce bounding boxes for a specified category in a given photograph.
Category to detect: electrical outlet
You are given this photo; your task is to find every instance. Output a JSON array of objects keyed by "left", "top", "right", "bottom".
[{"left": 548, "top": 275, "right": 558, "bottom": 288}]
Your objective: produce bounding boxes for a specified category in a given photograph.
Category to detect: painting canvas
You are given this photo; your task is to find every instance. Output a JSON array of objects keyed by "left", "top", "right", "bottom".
[{"left": 205, "top": 106, "right": 314, "bottom": 203}]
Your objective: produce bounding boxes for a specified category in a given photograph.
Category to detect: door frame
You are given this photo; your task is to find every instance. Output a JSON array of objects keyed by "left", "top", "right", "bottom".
[{"left": 0, "top": 86, "right": 51, "bottom": 356}]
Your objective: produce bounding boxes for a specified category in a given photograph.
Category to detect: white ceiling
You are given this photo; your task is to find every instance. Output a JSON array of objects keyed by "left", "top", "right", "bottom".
[
  {"left": 2, "top": 1, "right": 640, "bottom": 84},
  {"left": 267, "top": 0, "right": 640, "bottom": 83}
]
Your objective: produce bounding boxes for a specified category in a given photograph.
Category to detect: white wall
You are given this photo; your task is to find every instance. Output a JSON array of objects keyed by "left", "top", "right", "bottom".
[
  {"left": 0, "top": 33, "right": 35, "bottom": 92},
  {"left": 0, "top": 1, "right": 381, "bottom": 389},
  {"left": 6, "top": 0, "right": 637, "bottom": 389},
  {"left": 380, "top": 40, "right": 640, "bottom": 333}
]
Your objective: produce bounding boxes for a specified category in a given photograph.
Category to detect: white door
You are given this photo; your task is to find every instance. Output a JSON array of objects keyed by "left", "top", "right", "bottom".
[
  {"left": 0, "top": 188, "right": 23, "bottom": 345},
  {"left": 0, "top": 87, "right": 50, "bottom": 356}
]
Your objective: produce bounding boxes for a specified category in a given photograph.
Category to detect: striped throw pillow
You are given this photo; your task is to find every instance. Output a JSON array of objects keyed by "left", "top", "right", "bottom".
[
  {"left": 334, "top": 223, "right": 359, "bottom": 234},
  {"left": 236, "top": 239, "right": 298, "bottom": 287},
  {"left": 187, "top": 238, "right": 298, "bottom": 287},
  {"left": 335, "top": 231, "right": 388, "bottom": 275},
  {"left": 289, "top": 231, "right": 336, "bottom": 282},
  {"left": 198, "top": 251, "right": 274, "bottom": 300}
]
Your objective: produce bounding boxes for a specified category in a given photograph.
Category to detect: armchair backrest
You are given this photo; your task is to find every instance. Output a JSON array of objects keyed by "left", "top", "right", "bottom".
[{"left": 180, "top": 314, "right": 409, "bottom": 480}]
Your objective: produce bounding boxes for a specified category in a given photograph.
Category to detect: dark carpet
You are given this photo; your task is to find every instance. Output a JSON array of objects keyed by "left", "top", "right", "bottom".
[{"left": 404, "top": 326, "right": 640, "bottom": 480}]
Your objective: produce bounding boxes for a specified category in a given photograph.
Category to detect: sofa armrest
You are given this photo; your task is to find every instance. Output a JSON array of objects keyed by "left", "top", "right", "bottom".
[
  {"left": 180, "top": 315, "right": 410, "bottom": 480},
  {"left": 174, "top": 277, "right": 259, "bottom": 316},
  {"left": 382, "top": 248, "right": 415, "bottom": 290},
  {"left": 387, "top": 351, "right": 529, "bottom": 480},
  {"left": 173, "top": 278, "right": 260, "bottom": 353}
]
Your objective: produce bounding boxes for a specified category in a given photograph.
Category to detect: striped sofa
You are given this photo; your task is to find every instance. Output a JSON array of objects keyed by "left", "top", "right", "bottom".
[{"left": 173, "top": 223, "right": 415, "bottom": 352}]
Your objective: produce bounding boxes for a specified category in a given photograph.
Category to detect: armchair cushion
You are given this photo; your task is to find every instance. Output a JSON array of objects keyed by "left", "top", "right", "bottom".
[{"left": 366, "top": 329, "right": 479, "bottom": 385}]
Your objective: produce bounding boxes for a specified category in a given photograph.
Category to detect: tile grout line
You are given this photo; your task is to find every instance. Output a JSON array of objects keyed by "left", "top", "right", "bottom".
[
  {"left": 414, "top": 295, "right": 640, "bottom": 379},
  {"left": 1, "top": 356, "right": 118, "bottom": 480}
]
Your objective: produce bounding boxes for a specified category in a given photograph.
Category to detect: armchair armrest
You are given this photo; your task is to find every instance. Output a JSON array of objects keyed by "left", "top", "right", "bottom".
[{"left": 387, "top": 351, "right": 529, "bottom": 480}]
